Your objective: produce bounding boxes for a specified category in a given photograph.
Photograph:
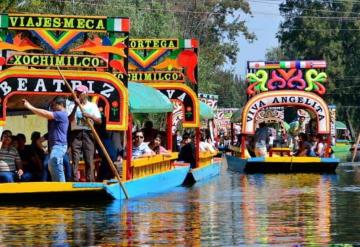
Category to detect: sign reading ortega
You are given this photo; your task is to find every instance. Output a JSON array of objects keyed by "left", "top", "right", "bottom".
[{"left": 129, "top": 39, "right": 179, "bottom": 49}]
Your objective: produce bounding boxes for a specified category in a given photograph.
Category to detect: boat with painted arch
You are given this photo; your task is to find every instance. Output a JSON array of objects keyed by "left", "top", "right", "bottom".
[{"left": 226, "top": 60, "right": 339, "bottom": 173}]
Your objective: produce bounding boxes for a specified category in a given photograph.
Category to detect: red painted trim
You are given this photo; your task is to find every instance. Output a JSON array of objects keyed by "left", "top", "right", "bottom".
[
  {"left": 241, "top": 135, "right": 246, "bottom": 158},
  {"left": 126, "top": 114, "right": 133, "bottom": 180},
  {"left": 166, "top": 112, "right": 173, "bottom": 150},
  {"left": 195, "top": 127, "right": 200, "bottom": 168}
]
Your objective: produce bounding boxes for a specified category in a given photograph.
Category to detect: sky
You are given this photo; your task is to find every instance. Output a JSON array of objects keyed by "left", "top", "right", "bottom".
[{"left": 229, "top": 0, "right": 283, "bottom": 77}]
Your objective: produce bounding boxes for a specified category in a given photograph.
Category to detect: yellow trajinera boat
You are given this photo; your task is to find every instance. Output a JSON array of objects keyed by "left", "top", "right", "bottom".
[
  {"left": 0, "top": 13, "right": 221, "bottom": 200},
  {"left": 226, "top": 60, "right": 339, "bottom": 173}
]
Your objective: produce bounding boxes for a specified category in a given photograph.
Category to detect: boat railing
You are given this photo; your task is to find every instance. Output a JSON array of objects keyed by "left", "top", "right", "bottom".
[
  {"left": 198, "top": 151, "right": 218, "bottom": 168},
  {"left": 123, "top": 152, "right": 179, "bottom": 179}
]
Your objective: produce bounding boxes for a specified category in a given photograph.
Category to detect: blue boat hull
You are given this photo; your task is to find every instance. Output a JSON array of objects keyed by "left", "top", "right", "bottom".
[
  {"left": 0, "top": 166, "right": 190, "bottom": 201},
  {"left": 225, "top": 154, "right": 246, "bottom": 173},
  {"left": 225, "top": 155, "right": 339, "bottom": 174},
  {"left": 189, "top": 162, "right": 221, "bottom": 182},
  {"left": 105, "top": 165, "right": 190, "bottom": 199}
]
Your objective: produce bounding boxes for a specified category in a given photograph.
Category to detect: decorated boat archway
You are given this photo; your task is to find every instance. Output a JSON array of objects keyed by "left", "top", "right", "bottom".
[
  {"left": 241, "top": 90, "right": 330, "bottom": 135},
  {"left": 227, "top": 60, "right": 339, "bottom": 174},
  {"left": 114, "top": 38, "right": 219, "bottom": 181}
]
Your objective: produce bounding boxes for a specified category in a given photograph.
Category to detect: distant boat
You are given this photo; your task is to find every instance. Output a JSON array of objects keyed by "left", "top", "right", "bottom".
[{"left": 333, "top": 121, "right": 352, "bottom": 153}]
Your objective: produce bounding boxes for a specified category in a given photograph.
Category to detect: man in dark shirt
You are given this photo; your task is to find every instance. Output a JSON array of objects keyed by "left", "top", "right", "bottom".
[
  {"left": 178, "top": 134, "right": 196, "bottom": 168},
  {"left": 23, "top": 97, "right": 69, "bottom": 182}
]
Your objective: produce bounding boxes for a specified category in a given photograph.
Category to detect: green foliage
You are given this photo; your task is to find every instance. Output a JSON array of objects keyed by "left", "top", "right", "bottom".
[
  {"left": 265, "top": 47, "right": 287, "bottom": 61},
  {"left": 2, "top": 0, "right": 254, "bottom": 110},
  {"left": 277, "top": 0, "right": 360, "bottom": 134}
]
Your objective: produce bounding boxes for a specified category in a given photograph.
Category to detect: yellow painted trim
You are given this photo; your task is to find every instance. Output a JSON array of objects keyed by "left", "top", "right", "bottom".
[
  {"left": 199, "top": 151, "right": 217, "bottom": 159},
  {"left": 264, "top": 156, "right": 322, "bottom": 163},
  {"left": 0, "top": 182, "right": 103, "bottom": 194},
  {"left": 130, "top": 152, "right": 179, "bottom": 179},
  {"left": 131, "top": 153, "right": 178, "bottom": 167},
  {"left": 198, "top": 151, "right": 217, "bottom": 167}
]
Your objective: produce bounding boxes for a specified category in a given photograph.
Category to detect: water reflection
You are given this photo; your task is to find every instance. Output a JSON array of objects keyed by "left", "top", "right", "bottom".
[
  {"left": 239, "top": 174, "right": 334, "bottom": 245},
  {"left": 1, "top": 163, "right": 360, "bottom": 245}
]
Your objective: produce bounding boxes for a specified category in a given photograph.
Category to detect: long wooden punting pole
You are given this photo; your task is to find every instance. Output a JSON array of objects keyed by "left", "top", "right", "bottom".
[
  {"left": 57, "top": 67, "right": 129, "bottom": 199},
  {"left": 352, "top": 133, "right": 360, "bottom": 162}
]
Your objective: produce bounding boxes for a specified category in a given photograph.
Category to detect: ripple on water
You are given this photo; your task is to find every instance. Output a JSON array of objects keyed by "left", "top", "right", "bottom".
[{"left": 1, "top": 165, "right": 360, "bottom": 245}]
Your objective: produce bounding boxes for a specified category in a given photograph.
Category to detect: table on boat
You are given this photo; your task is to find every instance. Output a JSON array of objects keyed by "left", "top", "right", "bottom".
[{"left": 269, "top": 147, "right": 291, "bottom": 157}]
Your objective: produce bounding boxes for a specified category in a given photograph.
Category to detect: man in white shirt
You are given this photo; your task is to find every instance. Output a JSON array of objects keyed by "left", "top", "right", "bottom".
[
  {"left": 132, "top": 130, "right": 155, "bottom": 159},
  {"left": 69, "top": 85, "right": 101, "bottom": 182}
]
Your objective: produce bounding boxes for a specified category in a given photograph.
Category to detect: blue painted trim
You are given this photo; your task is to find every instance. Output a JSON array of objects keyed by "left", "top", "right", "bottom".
[
  {"left": 248, "top": 157, "right": 265, "bottom": 162},
  {"left": 191, "top": 162, "right": 221, "bottom": 182},
  {"left": 72, "top": 182, "right": 104, "bottom": 188},
  {"left": 321, "top": 157, "right": 340, "bottom": 163}
]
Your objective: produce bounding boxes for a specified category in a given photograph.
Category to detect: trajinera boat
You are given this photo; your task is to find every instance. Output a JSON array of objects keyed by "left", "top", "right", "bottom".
[
  {"left": 226, "top": 60, "right": 339, "bottom": 173},
  {"left": 0, "top": 13, "right": 220, "bottom": 201}
]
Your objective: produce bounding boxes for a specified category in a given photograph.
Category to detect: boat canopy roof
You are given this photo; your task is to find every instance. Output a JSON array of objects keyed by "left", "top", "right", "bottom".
[
  {"left": 335, "top": 121, "right": 347, "bottom": 130},
  {"left": 129, "top": 82, "right": 173, "bottom": 113},
  {"left": 200, "top": 101, "right": 214, "bottom": 120}
]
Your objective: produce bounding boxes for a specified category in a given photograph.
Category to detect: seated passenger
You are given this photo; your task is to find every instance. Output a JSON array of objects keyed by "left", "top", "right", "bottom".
[
  {"left": 296, "top": 133, "right": 314, "bottom": 157},
  {"left": 313, "top": 135, "right": 325, "bottom": 157},
  {"left": 254, "top": 122, "right": 269, "bottom": 157},
  {"left": 142, "top": 121, "right": 158, "bottom": 142},
  {"left": 148, "top": 134, "right": 171, "bottom": 157},
  {"left": 199, "top": 136, "right": 216, "bottom": 154},
  {"left": 0, "top": 130, "right": 23, "bottom": 182},
  {"left": 178, "top": 134, "right": 196, "bottom": 168},
  {"left": 16, "top": 133, "right": 38, "bottom": 181},
  {"left": 132, "top": 130, "right": 155, "bottom": 159},
  {"left": 27, "top": 132, "right": 46, "bottom": 181}
]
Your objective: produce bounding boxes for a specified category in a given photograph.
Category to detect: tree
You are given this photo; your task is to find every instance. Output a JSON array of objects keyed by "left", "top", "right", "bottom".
[
  {"left": 265, "top": 47, "right": 287, "bottom": 61},
  {"left": 277, "top": 0, "right": 360, "bottom": 134}
]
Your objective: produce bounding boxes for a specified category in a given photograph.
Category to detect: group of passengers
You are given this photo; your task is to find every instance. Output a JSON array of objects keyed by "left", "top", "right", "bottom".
[
  {"left": 0, "top": 83, "right": 213, "bottom": 182},
  {"left": 250, "top": 115, "right": 328, "bottom": 158},
  {"left": 0, "top": 85, "right": 104, "bottom": 183}
]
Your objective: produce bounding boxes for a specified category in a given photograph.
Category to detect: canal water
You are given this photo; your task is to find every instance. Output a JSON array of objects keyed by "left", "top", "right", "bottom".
[{"left": 1, "top": 157, "right": 360, "bottom": 245}]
